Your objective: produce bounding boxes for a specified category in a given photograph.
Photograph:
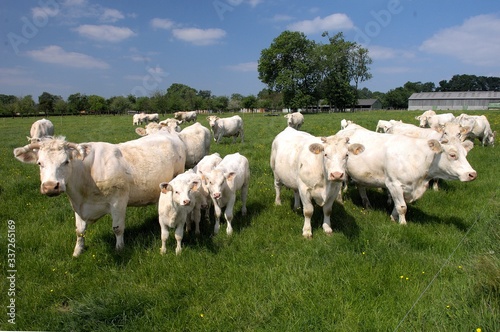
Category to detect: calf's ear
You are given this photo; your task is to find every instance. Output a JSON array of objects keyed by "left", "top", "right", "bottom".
[
  {"left": 226, "top": 172, "right": 236, "bottom": 181},
  {"left": 309, "top": 143, "right": 324, "bottom": 154},
  {"left": 13, "top": 146, "right": 38, "bottom": 164},
  {"left": 462, "top": 140, "right": 474, "bottom": 153},
  {"left": 427, "top": 139, "right": 442, "bottom": 153},
  {"left": 349, "top": 143, "right": 365, "bottom": 155},
  {"left": 159, "top": 182, "right": 171, "bottom": 194}
]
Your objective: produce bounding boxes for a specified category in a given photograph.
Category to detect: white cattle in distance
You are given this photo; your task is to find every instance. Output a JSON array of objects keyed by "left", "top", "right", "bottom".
[
  {"left": 415, "top": 109, "right": 437, "bottom": 127},
  {"left": 421, "top": 113, "right": 456, "bottom": 130},
  {"left": 270, "top": 127, "right": 365, "bottom": 238},
  {"left": 340, "top": 119, "right": 353, "bottom": 130},
  {"left": 336, "top": 126, "right": 477, "bottom": 225},
  {"left": 455, "top": 114, "right": 496, "bottom": 146},
  {"left": 375, "top": 119, "right": 402, "bottom": 133},
  {"left": 159, "top": 118, "right": 182, "bottom": 132},
  {"left": 284, "top": 112, "right": 304, "bottom": 130},
  {"left": 143, "top": 113, "right": 159, "bottom": 123},
  {"left": 174, "top": 111, "right": 197, "bottom": 123},
  {"left": 386, "top": 122, "right": 444, "bottom": 140},
  {"left": 13, "top": 132, "right": 186, "bottom": 257},
  {"left": 133, "top": 113, "right": 145, "bottom": 126},
  {"left": 28, "top": 118, "right": 54, "bottom": 143},
  {"left": 136, "top": 122, "right": 211, "bottom": 169},
  {"left": 206, "top": 115, "right": 244, "bottom": 143},
  {"left": 199, "top": 153, "right": 250, "bottom": 235},
  {"left": 158, "top": 170, "right": 203, "bottom": 255}
]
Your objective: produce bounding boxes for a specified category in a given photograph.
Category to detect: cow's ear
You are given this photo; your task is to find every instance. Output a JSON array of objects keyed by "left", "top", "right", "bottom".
[
  {"left": 349, "top": 143, "right": 365, "bottom": 155},
  {"left": 226, "top": 172, "right": 236, "bottom": 181},
  {"left": 13, "top": 146, "right": 38, "bottom": 164},
  {"left": 309, "top": 143, "right": 324, "bottom": 154},
  {"left": 460, "top": 126, "right": 471, "bottom": 135},
  {"left": 135, "top": 127, "right": 147, "bottom": 136},
  {"left": 71, "top": 143, "right": 90, "bottom": 160},
  {"left": 427, "top": 139, "right": 442, "bottom": 153},
  {"left": 462, "top": 140, "right": 474, "bottom": 153},
  {"left": 159, "top": 182, "right": 171, "bottom": 194}
]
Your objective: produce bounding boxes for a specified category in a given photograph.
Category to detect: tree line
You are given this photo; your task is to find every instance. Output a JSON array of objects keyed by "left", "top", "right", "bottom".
[{"left": 2, "top": 28, "right": 500, "bottom": 117}]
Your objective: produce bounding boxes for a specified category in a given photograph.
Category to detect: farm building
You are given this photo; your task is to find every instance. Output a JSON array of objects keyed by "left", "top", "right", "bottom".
[
  {"left": 355, "top": 99, "right": 382, "bottom": 111},
  {"left": 408, "top": 91, "right": 500, "bottom": 111}
]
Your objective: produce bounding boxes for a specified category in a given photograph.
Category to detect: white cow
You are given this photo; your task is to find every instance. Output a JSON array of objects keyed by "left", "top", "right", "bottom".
[
  {"left": 375, "top": 119, "right": 402, "bottom": 133},
  {"left": 284, "top": 112, "right": 304, "bottom": 130},
  {"left": 270, "top": 127, "right": 365, "bottom": 238},
  {"left": 421, "top": 113, "right": 455, "bottom": 130},
  {"left": 386, "top": 122, "right": 444, "bottom": 140},
  {"left": 340, "top": 119, "right": 353, "bottom": 130},
  {"left": 206, "top": 115, "right": 244, "bottom": 143},
  {"left": 133, "top": 113, "right": 146, "bottom": 126},
  {"left": 13, "top": 132, "right": 186, "bottom": 256},
  {"left": 143, "top": 113, "right": 159, "bottom": 123},
  {"left": 158, "top": 170, "right": 202, "bottom": 255},
  {"left": 136, "top": 122, "right": 211, "bottom": 169},
  {"left": 336, "top": 127, "right": 477, "bottom": 225},
  {"left": 174, "top": 111, "right": 197, "bottom": 123},
  {"left": 199, "top": 153, "right": 250, "bottom": 235},
  {"left": 415, "top": 110, "right": 437, "bottom": 127},
  {"left": 28, "top": 118, "right": 54, "bottom": 143},
  {"left": 159, "top": 118, "right": 182, "bottom": 132},
  {"left": 456, "top": 114, "right": 496, "bottom": 146}
]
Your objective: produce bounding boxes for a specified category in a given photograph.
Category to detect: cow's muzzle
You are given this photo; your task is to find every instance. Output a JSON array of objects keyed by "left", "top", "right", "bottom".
[
  {"left": 329, "top": 172, "right": 344, "bottom": 181},
  {"left": 41, "top": 181, "right": 64, "bottom": 196}
]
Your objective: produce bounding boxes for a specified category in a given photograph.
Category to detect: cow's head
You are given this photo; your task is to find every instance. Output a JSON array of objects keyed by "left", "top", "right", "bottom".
[
  {"left": 429, "top": 137, "right": 477, "bottom": 182},
  {"left": 13, "top": 137, "right": 87, "bottom": 196},
  {"left": 309, "top": 136, "right": 365, "bottom": 182}
]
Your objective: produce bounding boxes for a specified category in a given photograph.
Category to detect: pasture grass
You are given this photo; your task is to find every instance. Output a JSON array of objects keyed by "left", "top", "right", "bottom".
[{"left": 1, "top": 111, "right": 499, "bottom": 331}]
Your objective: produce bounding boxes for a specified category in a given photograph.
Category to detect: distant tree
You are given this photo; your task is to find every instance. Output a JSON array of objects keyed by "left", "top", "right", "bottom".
[
  {"left": 18, "top": 95, "right": 35, "bottom": 116},
  {"left": 197, "top": 90, "right": 212, "bottom": 110},
  {"left": 54, "top": 98, "right": 67, "bottom": 115},
  {"left": 88, "top": 95, "right": 107, "bottom": 114},
  {"left": 109, "top": 96, "right": 131, "bottom": 114},
  {"left": 350, "top": 45, "right": 373, "bottom": 97},
  {"left": 385, "top": 87, "right": 411, "bottom": 109},
  {"left": 134, "top": 96, "right": 151, "bottom": 113},
  {"left": 437, "top": 74, "right": 500, "bottom": 91},
  {"left": 165, "top": 83, "right": 198, "bottom": 111},
  {"left": 228, "top": 93, "right": 243, "bottom": 111},
  {"left": 358, "top": 87, "right": 373, "bottom": 99},
  {"left": 257, "top": 88, "right": 282, "bottom": 111},
  {"left": 211, "top": 95, "right": 229, "bottom": 112},
  {"left": 258, "top": 30, "right": 319, "bottom": 110},
  {"left": 149, "top": 90, "right": 168, "bottom": 114},
  {"left": 242, "top": 95, "right": 258, "bottom": 111},
  {"left": 38, "top": 92, "right": 61, "bottom": 116},
  {"left": 67, "top": 93, "right": 89, "bottom": 114},
  {"left": 404, "top": 81, "right": 435, "bottom": 93}
]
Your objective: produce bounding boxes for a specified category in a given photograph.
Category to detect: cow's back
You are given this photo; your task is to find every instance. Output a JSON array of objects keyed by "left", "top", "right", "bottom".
[{"left": 118, "top": 131, "right": 186, "bottom": 205}]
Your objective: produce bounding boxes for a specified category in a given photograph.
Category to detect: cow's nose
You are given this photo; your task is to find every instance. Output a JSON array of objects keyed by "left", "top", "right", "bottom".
[
  {"left": 329, "top": 172, "right": 344, "bottom": 181},
  {"left": 213, "top": 193, "right": 221, "bottom": 199},
  {"left": 468, "top": 171, "right": 477, "bottom": 181},
  {"left": 41, "top": 181, "right": 62, "bottom": 196},
  {"left": 182, "top": 199, "right": 191, "bottom": 206}
]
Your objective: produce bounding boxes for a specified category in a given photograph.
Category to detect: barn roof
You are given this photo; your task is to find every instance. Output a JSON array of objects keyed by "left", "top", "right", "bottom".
[
  {"left": 357, "top": 99, "right": 380, "bottom": 106},
  {"left": 409, "top": 91, "right": 500, "bottom": 100}
]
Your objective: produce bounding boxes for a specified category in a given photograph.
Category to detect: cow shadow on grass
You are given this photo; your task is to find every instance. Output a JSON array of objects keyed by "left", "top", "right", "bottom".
[
  {"left": 346, "top": 186, "right": 470, "bottom": 231},
  {"left": 101, "top": 202, "right": 264, "bottom": 264}
]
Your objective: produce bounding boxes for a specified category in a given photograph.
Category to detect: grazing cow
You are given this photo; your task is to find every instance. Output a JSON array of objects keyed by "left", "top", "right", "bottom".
[
  {"left": 159, "top": 118, "right": 182, "bottom": 132},
  {"left": 284, "top": 112, "right": 304, "bottom": 130},
  {"left": 336, "top": 127, "right": 477, "bottom": 225},
  {"left": 28, "top": 118, "right": 54, "bottom": 143},
  {"left": 456, "top": 114, "right": 496, "bottom": 146},
  {"left": 133, "top": 113, "right": 146, "bottom": 126},
  {"left": 13, "top": 132, "right": 186, "bottom": 256},
  {"left": 375, "top": 119, "right": 402, "bottom": 133},
  {"left": 199, "top": 153, "right": 250, "bottom": 235},
  {"left": 174, "top": 111, "right": 197, "bottom": 123},
  {"left": 270, "top": 127, "right": 365, "bottom": 238},
  {"left": 415, "top": 110, "right": 437, "bottom": 127},
  {"left": 420, "top": 113, "right": 455, "bottom": 130},
  {"left": 206, "top": 115, "right": 244, "bottom": 143},
  {"left": 143, "top": 113, "right": 159, "bottom": 123},
  {"left": 158, "top": 170, "right": 202, "bottom": 255},
  {"left": 136, "top": 122, "right": 211, "bottom": 169}
]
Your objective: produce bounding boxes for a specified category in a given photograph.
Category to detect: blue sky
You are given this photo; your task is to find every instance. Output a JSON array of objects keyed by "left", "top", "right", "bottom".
[{"left": 1, "top": 0, "right": 500, "bottom": 100}]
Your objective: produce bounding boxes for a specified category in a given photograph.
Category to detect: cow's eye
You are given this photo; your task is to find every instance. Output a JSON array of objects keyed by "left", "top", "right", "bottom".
[
  {"left": 449, "top": 153, "right": 457, "bottom": 159},
  {"left": 37, "top": 161, "right": 43, "bottom": 168},
  {"left": 62, "top": 160, "right": 69, "bottom": 165}
]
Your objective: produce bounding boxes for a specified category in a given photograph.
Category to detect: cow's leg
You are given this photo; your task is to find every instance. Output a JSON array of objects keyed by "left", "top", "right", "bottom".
[
  {"left": 386, "top": 184, "right": 407, "bottom": 225},
  {"left": 159, "top": 222, "right": 169, "bottom": 255},
  {"left": 240, "top": 182, "right": 248, "bottom": 216},
  {"left": 192, "top": 204, "right": 201, "bottom": 235},
  {"left": 240, "top": 129, "right": 244, "bottom": 143},
  {"left": 224, "top": 195, "right": 236, "bottom": 235},
  {"left": 322, "top": 188, "right": 339, "bottom": 235},
  {"left": 299, "top": 189, "right": 313, "bottom": 238},
  {"left": 293, "top": 190, "right": 301, "bottom": 210},
  {"left": 273, "top": 176, "right": 282, "bottom": 206},
  {"left": 213, "top": 200, "right": 222, "bottom": 235},
  {"left": 110, "top": 204, "right": 126, "bottom": 251},
  {"left": 73, "top": 213, "right": 87, "bottom": 257},
  {"left": 357, "top": 186, "right": 372, "bottom": 209},
  {"left": 174, "top": 222, "right": 185, "bottom": 255}
]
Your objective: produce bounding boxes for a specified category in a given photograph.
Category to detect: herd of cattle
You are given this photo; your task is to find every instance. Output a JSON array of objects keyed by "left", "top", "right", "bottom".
[{"left": 13, "top": 110, "right": 494, "bottom": 256}]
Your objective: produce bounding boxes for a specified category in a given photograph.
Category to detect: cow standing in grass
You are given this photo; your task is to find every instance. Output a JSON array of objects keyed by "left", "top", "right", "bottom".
[
  {"left": 13, "top": 132, "right": 186, "bottom": 256},
  {"left": 28, "top": 118, "right": 54, "bottom": 143}
]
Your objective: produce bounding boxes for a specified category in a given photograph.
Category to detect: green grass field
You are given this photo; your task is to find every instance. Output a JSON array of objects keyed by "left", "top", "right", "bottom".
[{"left": 1, "top": 111, "right": 499, "bottom": 331}]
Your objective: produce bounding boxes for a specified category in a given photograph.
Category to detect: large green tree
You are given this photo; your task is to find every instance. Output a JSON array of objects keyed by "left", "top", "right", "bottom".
[
  {"left": 38, "top": 92, "right": 61, "bottom": 116},
  {"left": 258, "top": 31, "right": 319, "bottom": 110},
  {"left": 165, "top": 83, "right": 198, "bottom": 111}
]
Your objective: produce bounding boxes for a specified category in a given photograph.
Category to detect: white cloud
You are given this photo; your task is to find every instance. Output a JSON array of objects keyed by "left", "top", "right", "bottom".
[
  {"left": 287, "top": 13, "right": 354, "bottom": 34},
  {"left": 368, "top": 45, "right": 415, "bottom": 61},
  {"left": 100, "top": 8, "right": 124, "bottom": 23},
  {"left": 26, "top": 45, "right": 109, "bottom": 69},
  {"left": 151, "top": 18, "right": 175, "bottom": 30},
  {"left": 31, "top": 6, "right": 59, "bottom": 18},
  {"left": 225, "top": 62, "right": 257, "bottom": 72},
  {"left": 74, "top": 24, "right": 136, "bottom": 42},
  {"left": 420, "top": 14, "right": 500, "bottom": 66},
  {"left": 172, "top": 28, "right": 226, "bottom": 46}
]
